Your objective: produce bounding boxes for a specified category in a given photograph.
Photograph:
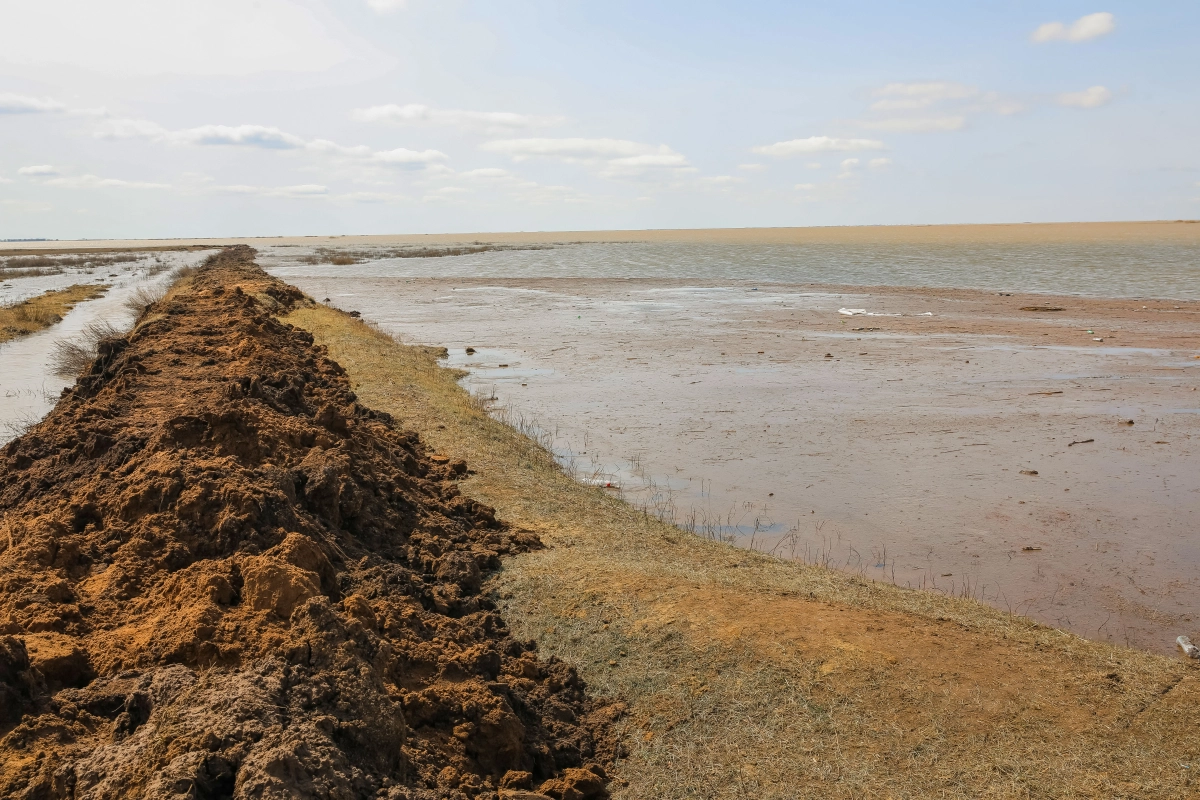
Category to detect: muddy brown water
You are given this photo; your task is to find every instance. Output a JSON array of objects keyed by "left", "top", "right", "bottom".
[{"left": 267, "top": 270, "right": 1200, "bottom": 656}]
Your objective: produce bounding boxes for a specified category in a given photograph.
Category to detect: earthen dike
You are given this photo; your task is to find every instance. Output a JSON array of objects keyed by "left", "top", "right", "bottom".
[{"left": 0, "top": 247, "right": 617, "bottom": 800}]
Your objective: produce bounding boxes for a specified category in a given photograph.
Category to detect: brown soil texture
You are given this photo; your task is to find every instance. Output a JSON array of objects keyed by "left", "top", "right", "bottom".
[{"left": 0, "top": 247, "right": 618, "bottom": 800}]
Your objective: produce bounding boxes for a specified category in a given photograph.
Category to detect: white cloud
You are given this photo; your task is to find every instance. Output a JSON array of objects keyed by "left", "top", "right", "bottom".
[
  {"left": 16, "top": 164, "right": 168, "bottom": 189},
  {"left": 0, "top": 175, "right": 12, "bottom": 184},
  {"left": 459, "top": 168, "right": 514, "bottom": 179},
  {"left": 91, "top": 114, "right": 449, "bottom": 171},
  {"left": 840, "top": 158, "right": 860, "bottom": 169},
  {"left": 304, "top": 139, "right": 373, "bottom": 158},
  {"left": 1032, "top": 12, "right": 1115, "bottom": 43},
  {"left": 864, "top": 81, "right": 1023, "bottom": 133},
  {"left": 95, "top": 119, "right": 308, "bottom": 149},
  {"left": 1057, "top": 85, "right": 1112, "bottom": 108},
  {"left": 794, "top": 182, "right": 816, "bottom": 190},
  {"left": 807, "top": 162, "right": 822, "bottom": 169},
  {"left": 870, "top": 82, "right": 977, "bottom": 111},
  {"left": 869, "top": 158, "right": 892, "bottom": 168},
  {"left": 372, "top": 147, "right": 449, "bottom": 165},
  {"left": 0, "top": 92, "right": 66, "bottom": 114},
  {"left": 698, "top": 175, "right": 744, "bottom": 186},
  {"left": 737, "top": 163, "right": 765, "bottom": 172},
  {"left": 0, "top": 0, "right": 361, "bottom": 77},
  {"left": 751, "top": 136, "right": 886, "bottom": 157},
  {"left": 366, "top": 0, "right": 405, "bottom": 11},
  {"left": 607, "top": 153, "right": 690, "bottom": 168},
  {"left": 863, "top": 116, "right": 966, "bottom": 132},
  {"left": 484, "top": 137, "right": 660, "bottom": 160},
  {"left": 44, "top": 174, "right": 170, "bottom": 190},
  {"left": 215, "top": 183, "right": 328, "bottom": 199},
  {"left": 353, "top": 103, "right": 565, "bottom": 133},
  {"left": 174, "top": 124, "right": 307, "bottom": 149},
  {"left": 483, "top": 137, "right": 693, "bottom": 180}
]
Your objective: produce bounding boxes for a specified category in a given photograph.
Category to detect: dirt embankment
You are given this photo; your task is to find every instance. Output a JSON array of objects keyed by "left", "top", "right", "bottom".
[{"left": 0, "top": 247, "right": 618, "bottom": 800}]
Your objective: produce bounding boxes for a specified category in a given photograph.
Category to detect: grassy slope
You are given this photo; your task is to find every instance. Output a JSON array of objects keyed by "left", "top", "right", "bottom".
[
  {"left": 0, "top": 285, "right": 108, "bottom": 344},
  {"left": 283, "top": 302, "right": 1198, "bottom": 799}
]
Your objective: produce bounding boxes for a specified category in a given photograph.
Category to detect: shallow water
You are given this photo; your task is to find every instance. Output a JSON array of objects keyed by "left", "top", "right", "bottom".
[
  {"left": 0, "top": 253, "right": 209, "bottom": 443},
  {"left": 262, "top": 239, "right": 1200, "bottom": 299},
  {"left": 3, "top": 242, "right": 1196, "bottom": 654},
  {"left": 268, "top": 263, "right": 1200, "bottom": 656}
]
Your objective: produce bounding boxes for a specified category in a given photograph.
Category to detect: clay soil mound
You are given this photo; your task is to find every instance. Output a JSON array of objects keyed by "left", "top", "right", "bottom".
[{"left": 0, "top": 247, "right": 618, "bottom": 800}]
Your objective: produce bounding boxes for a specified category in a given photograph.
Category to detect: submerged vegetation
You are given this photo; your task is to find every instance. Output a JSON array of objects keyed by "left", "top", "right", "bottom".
[
  {"left": 0, "top": 252, "right": 143, "bottom": 280},
  {"left": 296, "top": 243, "right": 556, "bottom": 266}
]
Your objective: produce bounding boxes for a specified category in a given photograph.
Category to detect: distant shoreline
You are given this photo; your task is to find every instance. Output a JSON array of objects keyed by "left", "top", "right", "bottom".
[{"left": 3, "top": 219, "right": 1200, "bottom": 254}]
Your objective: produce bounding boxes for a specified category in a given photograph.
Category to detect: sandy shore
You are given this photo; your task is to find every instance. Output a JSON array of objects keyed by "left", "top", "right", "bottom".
[{"left": 280, "top": 273, "right": 1200, "bottom": 653}]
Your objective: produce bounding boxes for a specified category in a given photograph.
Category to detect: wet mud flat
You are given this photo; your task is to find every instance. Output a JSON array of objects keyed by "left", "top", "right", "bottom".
[
  {"left": 0, "top": 248, "right": 617, "bottom": 799},
  {"left": 283, "top": 275, "right": 1200, "bottom": 654}
]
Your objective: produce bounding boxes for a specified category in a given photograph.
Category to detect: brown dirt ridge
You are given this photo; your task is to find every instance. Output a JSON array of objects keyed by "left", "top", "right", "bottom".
[{"left": 0, "top": 247, "right": 618, "bottom": 800}]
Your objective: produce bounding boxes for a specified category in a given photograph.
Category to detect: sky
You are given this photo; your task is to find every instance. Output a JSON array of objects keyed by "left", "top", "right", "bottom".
[{"left": 0, "top": 1, "right": 1197, "bottom": 238}]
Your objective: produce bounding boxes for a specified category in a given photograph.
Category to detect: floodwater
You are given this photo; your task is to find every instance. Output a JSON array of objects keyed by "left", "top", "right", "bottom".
[
  {"left": 262, "top": 238, "right": 1200, "bottom": 299},
  {"left": 3, "top": 240, "right": 1197, "bottom": 655},
  {"left": 267, "top": 243, "right": 1200, "bottom": 655},
  {"left": 0, "top": 252, "right": 210, "bottom": 442}
]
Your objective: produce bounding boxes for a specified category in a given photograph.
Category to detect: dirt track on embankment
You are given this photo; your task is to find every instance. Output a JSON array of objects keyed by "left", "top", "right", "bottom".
[{"left": 0, "top": 247, "right": 617, "bottom": 800}]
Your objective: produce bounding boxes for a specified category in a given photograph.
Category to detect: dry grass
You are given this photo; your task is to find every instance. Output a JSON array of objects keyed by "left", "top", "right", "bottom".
[
  {"left": 0, "top": 244, "right": 215, "bottom": 258},
  {"left": 0, "top": 284, "right": 109, "bottom": 344},
  {"left": 123, "top": 283, "right": 167, "bottom": 315},
  {"left": 48, "top": 320, "right": 125, "bottom": 378},
  {"left": 284, "top": 301, "right": 1199, "bottom": 799},
  {"left": 0, "top": 252, "right": 147, "bottom": 280}
]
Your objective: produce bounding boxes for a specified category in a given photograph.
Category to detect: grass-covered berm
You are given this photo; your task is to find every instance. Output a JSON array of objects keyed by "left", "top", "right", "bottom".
[
  {"left": 0, "top": 285, "right": 109, "bottom": 345},
  {"left": 282, "top": 269, "right": 1200, "bottom": 798},
  {"left": 0, "top": 247, "right": 619, "bottom": 800}
]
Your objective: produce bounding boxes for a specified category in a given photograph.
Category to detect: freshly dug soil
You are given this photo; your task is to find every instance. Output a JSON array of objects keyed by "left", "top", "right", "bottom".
[{"left": 0, "top": 247, "right": 619, "bottom": 800}]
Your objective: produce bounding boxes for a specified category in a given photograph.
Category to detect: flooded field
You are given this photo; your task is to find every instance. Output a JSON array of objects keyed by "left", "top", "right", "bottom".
[
  {"left": 0, "top": 251, "right": 211, "bottom": 440},
  {"left": 268, "top": 261, "right": 1200, "bottom": 654},
  {"left": 3, "top": 235, "right": 1197, "bottom": 654}
]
